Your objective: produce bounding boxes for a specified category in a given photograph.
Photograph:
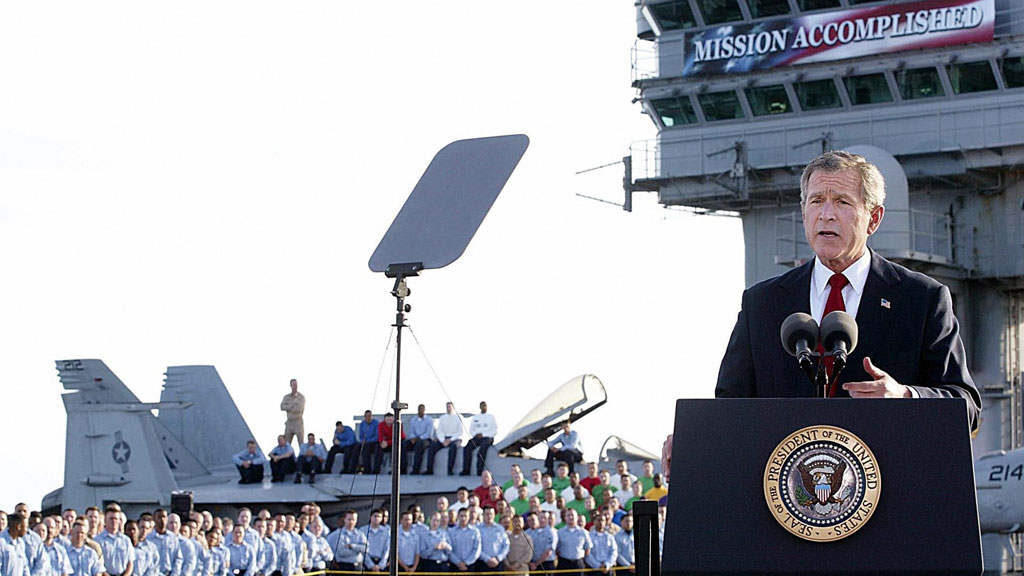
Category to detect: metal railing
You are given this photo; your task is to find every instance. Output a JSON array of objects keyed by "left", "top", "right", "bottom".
[
  {"left": 774, "top": 208, "right": 953, "bottom": 267},
  {"left": 631, "top": 39, "right": 658, "bottom": 85}
]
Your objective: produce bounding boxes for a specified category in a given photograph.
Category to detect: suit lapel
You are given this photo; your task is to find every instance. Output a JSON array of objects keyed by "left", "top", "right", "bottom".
[{"left": 853, "top": 251, "right": 902, "bottom": 362}]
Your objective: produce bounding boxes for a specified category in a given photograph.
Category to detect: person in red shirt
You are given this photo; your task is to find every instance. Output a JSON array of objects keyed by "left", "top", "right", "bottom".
[
  {"left": 579, "top": 461, "right": 601, "bottom": 493},
  {"left": 481, "top": 484, "right": 503, "bottom": 509},
  {"left": 378, "top": 412, "right": 407, "bottom": 474},
  {"left": 473, "top": 469, "right": 496, "bottom": 503}
]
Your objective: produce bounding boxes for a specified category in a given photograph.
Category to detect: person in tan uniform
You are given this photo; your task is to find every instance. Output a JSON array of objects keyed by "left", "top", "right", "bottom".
[{"left": 281, "top": 379, "right": 306, "bottom": 446}]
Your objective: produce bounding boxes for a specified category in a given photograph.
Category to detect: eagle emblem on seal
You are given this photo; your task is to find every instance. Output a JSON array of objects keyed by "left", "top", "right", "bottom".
[{"left": 796, "top": 454, "right": 848, "bottom": 515}]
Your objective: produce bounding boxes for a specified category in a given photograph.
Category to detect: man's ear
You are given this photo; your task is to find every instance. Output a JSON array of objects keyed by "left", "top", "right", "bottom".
[{"left": 866, "top": 205, "right": 885, "bottom": 235}]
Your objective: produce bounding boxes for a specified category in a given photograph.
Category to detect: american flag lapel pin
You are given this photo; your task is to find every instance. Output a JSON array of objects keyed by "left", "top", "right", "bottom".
[{"left": 880, "top": 298, "right": 891, "bottom": 309}]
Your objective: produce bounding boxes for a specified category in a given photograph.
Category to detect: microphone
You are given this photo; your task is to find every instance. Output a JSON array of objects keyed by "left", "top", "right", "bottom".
[
  {"left": 820, "top": 311, "right": 858, "bottom": 374},
  {"left": 780, "top": 313, "right": 819, "bottom": 371}
]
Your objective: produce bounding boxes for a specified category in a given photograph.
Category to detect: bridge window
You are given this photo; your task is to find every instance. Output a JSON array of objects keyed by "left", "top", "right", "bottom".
[
  {"left": 698, "top": 90, "right": 744, "bottom": 121},
  {"left": 794, "top": 79, "right": 842, "bottom": 111},
  {"left": 748, "top": 0, "right": 790, "bottom": 18},
  {"left": 948, "top": 61, "right": 998, "bottom": 94},
  {"left": 746, "top": 85, "right": 792, "bottom": 116},
  {"left": 844, "top": 73, "right": 894, "bottom": 105},
  {"left": 696, "top": 0, "right": 743, "bottom": 25},
  {"left": 896, "top": 67, "right": 944, "bottom": 100},
  {"left": 797, "top": 0, "right": 840, "bottom": 11},
  {"left": 650, "top": 97, "right": 699, "bottom": 127},
  {"left": 647, "top": 1, "right": 698, "bottom": 32},
  {"left": 999, "top": 56, "right": 1024, "bottom": 89}
]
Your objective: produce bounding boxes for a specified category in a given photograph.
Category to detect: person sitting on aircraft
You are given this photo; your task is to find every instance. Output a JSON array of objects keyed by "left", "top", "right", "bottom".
[
  {"left": 544, "top": 421, "right": 584, "bottom": 476},
  {"left": 643, "top": 474, "right": 668, "bottom": 502},
  {"left": 268, "top": 436, "right": 297, "bottom": 483},
  {"left": 448, "top": 488, "right": 470, "bottom": 514},
  {"left": 94, "top": 504, "right": 136, "bottom": 576},
  {"left": 361, "top": 510, "right": 389, "bottom": 572},
  {"left": 460, "top": 401, "right": 497, "bottom": 477},
  {"left": 403, "top": 404, "right": 434, "bottom": 475},
  {"left": 294, "top": 433, "right": 328, "bottom": 485},
  {"left": 324, "top": 422, "right": 357, "bottom": 475},
  {"left": 356, "top": 411, "right": 381, "bottom": 475},
  {"left": 428, "top": 402, "right": 463, "bottom": 476},
  {"left": 447, "top": 508, "right": 480, "bottom": 573},
  {"left": 232, "top": 441, "right": 266, "bottom": 485},
  {"left": 66, "top": 519, "right": 104, "bottom": 576},
  {"left": 326, "top": 510, "right": 364, "bottom": 573},
  {"left": 584, "top": 515, "right": 617, "bottom": 575},
  {"left": 377, "top": 413, "right": 406, "bottom": 475}
]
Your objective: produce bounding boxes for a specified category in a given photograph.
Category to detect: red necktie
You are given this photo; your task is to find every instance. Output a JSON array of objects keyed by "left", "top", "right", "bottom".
[{"left": 822, "top": 273, "right": 849, "bottom": 396}]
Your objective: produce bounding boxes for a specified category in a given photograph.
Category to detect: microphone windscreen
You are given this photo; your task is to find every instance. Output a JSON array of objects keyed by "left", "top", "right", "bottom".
[
  {"left": 780, "top": 313, "right": 819, "bottom": 357},
  {"left": 820, "top": 310, "right": 858, "bottom": 353}
]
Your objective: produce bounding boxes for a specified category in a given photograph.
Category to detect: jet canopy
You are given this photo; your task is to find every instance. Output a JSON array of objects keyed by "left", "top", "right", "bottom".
[{"left": 496, "top": 374, "right": 606, "bottom": 457}]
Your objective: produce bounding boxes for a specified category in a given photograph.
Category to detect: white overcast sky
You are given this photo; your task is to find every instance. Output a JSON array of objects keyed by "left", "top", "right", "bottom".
[{"left": 0, "top": 2, "right": 744, "bottom": 511}]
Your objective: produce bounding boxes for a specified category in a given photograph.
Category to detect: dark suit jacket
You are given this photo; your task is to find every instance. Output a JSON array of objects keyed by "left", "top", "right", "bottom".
[{"left": 715, "top": 251, "right": 981, "bottom": 430}]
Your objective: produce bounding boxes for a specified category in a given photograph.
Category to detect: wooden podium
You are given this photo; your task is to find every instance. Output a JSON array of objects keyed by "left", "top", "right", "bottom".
[{"left": 659, "top": 398, "right": 981, "bottom": 575}]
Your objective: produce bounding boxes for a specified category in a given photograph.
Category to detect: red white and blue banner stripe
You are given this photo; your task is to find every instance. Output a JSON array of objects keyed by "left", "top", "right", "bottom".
[{"left": 682, "top": 0, "right": 995, "bottom": 77}]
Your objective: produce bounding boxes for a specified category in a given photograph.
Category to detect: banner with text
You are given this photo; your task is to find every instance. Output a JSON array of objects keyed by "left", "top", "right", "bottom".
[{"left": 682, "top": 0, "right": 994, "bottom": 76}]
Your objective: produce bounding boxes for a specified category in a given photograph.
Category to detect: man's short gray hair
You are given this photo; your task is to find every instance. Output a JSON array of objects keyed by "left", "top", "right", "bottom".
[{"left": 800, "top": 150, "right": 886, "bottom": 211}]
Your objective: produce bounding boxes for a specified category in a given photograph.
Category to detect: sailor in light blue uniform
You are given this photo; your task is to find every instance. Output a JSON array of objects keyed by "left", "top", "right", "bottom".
[
  {"left": 417, "top": 512, "right": 451, "bottom": 574},
  {"left": 395, "top": 513, "right": 420, "bottom": 573},
  {"left": 225, "top": 528, "right": 254, "bottom": 576},
  {"left": 175, "top": 526, "right": 197, "bottom": 576},
  {"left": 134, "top": 519, "right": 160, "bottom": 576},
  {"left": 148, "top": 511, "right": 183, "bottom": 576},
  {"left": 476, "top": 508, "right": 509, "bottom": 572},
  {"left": 203, "top": 529, "right": 228, "bottom": 576},
  {"left": 614, "top": 514, "right": 635, "bottom": 569},
  {"left": 361, "top": 511, "right": 389, "bottom": 571},
  {"left": 584, "top": 516, "right": 617, "bottom": 573},
  {"left": 324, "top": 512, "right": 365, "bottom": 572},
  {"left": 94, "top": 509, "right": 136, "bottom": 576},
  {"left": 35, "top": 520, "right": 71, "bottom": 576},
  {"left": 525, "top": 512, "right": 557, "bottom": 571},
  {"left": 446, "top": 509, "right": 480, "bottom": 571},
  {"left": 64, "top": 523, "right": 101, "bottom": 576}
]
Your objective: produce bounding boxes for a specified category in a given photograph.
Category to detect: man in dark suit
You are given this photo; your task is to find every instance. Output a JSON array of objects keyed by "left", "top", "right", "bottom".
[{"left": 715, "top": 151, "right": 981, "bottom": 430}]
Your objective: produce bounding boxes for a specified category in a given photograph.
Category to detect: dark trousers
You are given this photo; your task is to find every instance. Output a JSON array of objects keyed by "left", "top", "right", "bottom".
[
  {"left": 473, "top": 559, "right": 504, "bottom": 573},
  {"left": 330, "top": 561, "right": 361, "bottom": 572},
  {"left": 269, "top": 457, "right": 296, "bottom": 481},
  {"left": 359, "top": 442, "right": 381, "bottom": 474},
  {"left": 461, "top": 436, "right": 493, "bottom": 475},
  {"left": 236, "top": 463, "right": 264, "bottom": 484},
  {"left": 419, "top": 559, "right": 447, "bottom": 573},
  {"left": 300, "top": 457, "right": 323, "bottom": 476},
  {"left": 427, "top": 440, "right": 461, "bottom": 475},
  {"left": 536, "top": 559, "right": 555, "bottom": 576},
  {"left": 557, "top": 557, "right": 585, "bottom": 576},
  {"left": 545, "top": 448, "right": 583, "bottom": 475},
  {"left": 325, "top": 444, "right": 357, "bottom": 474},
  {"left": 402, "top": 438, "right": 431, "bottom": 474},
  {"left": 380, "top": 443, "right": 407, "bottom": 473}
]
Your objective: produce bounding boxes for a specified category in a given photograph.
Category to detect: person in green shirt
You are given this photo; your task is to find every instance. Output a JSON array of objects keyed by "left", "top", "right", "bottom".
[
  {"left": 551, "top": 463, "right": 571, "bottom": 494},
  {"left": 639, "top": 460, "right": 657, "bottom": 493},
  {"left": 623, "top": 480, "right": 645, "bottom": 511},
  {"left": 508, "top": 485, "right": 531, "bottom": 516},
  {"left": 591, "top": 470, "right": 618, "bottom": 508},
  {"left": 565, "top": 485, "right": 589, "bottom": 520}
]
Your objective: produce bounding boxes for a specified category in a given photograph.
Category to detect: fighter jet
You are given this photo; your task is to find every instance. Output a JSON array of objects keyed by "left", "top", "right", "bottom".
[{"left": 43, "top": 359, "right": 659, "bottom": 519}]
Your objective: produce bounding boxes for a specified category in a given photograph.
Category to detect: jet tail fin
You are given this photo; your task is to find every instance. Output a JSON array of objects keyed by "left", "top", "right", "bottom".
[{"left": 158, "top": 366, "right": 263, "bottom": 470}]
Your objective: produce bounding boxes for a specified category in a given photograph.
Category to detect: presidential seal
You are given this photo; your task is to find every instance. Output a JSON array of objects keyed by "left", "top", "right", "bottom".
[{"left": 763, "top": 425, "right": 880, "bottom": 542}]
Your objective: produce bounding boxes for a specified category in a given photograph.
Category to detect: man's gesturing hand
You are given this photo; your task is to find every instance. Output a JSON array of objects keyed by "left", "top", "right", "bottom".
[{"left": 842, "top": 357, "right": 912, "bottom": 398}]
